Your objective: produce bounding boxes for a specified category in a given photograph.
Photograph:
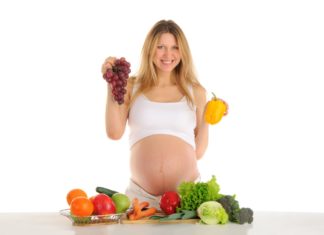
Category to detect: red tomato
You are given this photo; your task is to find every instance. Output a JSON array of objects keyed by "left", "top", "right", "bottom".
[
  {"left": 159, "top": 191, "right": 181, "bottom": 215},
  {"left": 92, "top": 193, "right": 116, "bottom": 215}
]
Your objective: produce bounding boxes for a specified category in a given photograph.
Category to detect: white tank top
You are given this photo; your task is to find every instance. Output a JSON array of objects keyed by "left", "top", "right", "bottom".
[{"left": 128, "top": 86, "right": 196, "bottom": 149}]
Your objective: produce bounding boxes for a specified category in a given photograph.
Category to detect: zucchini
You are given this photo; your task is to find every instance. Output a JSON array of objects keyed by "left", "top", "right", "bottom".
[{"left": 96, "top": 186, "right": 119, "bottom": 197}]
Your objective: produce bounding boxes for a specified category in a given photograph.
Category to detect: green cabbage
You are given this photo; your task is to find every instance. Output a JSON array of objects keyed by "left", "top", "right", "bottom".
[{"left": 197, "top": 201, "right": 228, "bottom": 225}]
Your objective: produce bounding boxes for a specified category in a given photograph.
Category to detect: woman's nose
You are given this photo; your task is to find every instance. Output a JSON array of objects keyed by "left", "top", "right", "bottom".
[{"left": 163, "top": 48, "right": 172, "bottom": 56}]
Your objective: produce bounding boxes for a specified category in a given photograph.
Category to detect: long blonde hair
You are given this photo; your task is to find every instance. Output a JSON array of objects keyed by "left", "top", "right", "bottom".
[{"left": 130, "top": 20, "right": 201, "bottom": 107}]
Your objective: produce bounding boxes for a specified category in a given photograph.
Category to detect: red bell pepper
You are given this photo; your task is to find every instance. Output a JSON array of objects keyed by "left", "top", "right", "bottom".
[{"left": 159, "top": 191, "right": 181, "bottom": 215}]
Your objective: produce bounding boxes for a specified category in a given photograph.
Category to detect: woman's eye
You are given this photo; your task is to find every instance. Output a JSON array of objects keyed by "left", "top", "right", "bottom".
[{"left": 156, "top": 45, "right": 178, "bottom": 50}]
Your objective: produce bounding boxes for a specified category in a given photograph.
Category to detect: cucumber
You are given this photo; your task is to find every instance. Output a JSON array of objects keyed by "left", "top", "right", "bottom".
[{"left": 96, "top": 186, "right": 119, "bottom": 197}]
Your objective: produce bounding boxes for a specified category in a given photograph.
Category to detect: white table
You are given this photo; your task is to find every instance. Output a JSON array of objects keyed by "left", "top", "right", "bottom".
[{"left": 0, "top": 211, "right": 323, "bottom": 235}]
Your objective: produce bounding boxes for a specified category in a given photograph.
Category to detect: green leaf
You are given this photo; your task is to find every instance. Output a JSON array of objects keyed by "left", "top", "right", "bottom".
[
  {"left": 181, "top": 210, "right": 198, "bottom": 219},
  {"left": 149, "top": 215, "right": 165, "bottom": 220},
  {"left": 159, "top": 213, "right": 183, "bottom": 221}
]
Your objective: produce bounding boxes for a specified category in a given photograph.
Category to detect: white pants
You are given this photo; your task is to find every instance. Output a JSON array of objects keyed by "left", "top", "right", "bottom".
[{"left": 125, "top": 176, "right": 201, "bottom": 211}]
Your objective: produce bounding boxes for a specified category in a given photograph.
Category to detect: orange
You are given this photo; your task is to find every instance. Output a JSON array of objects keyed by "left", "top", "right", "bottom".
[
  {"left": 89, "top": 195, "right": 95, "bottom": 204},
  {"left": 66, "top": 188, "right": 88, "bottom": 205},
  {"left": 70, "top": 197, "right": 94, "bottom": 216}
]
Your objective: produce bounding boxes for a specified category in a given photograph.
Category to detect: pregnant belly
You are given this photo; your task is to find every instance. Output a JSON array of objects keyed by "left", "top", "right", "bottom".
[{"left": 130, "top": 135, "right": 199, "bottom": 196}]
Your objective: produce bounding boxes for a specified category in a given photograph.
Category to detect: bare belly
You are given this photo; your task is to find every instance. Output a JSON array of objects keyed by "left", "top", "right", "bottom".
[{"left": 130, "top": 135, "right": 199, "bottom": 196}]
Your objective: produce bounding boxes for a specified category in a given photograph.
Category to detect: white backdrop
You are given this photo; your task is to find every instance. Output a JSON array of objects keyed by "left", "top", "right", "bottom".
[{"left": 0, "top": 0, "right": 323, "bottom": 213}]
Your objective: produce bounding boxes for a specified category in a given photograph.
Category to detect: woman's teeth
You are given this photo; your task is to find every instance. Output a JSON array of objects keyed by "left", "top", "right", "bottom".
[{"left": 162, "top": 60, "right": 172, "bottom": 64}]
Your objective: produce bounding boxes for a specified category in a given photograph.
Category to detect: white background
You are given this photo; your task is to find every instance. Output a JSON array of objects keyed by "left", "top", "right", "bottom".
[{"left": 0, "top": 0, "right": 323, "bottom": 213}]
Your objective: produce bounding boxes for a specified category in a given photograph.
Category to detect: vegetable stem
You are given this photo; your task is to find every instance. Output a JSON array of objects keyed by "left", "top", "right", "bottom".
[{"left": 211, "top": 92, "right": 217, "bottom": 100}]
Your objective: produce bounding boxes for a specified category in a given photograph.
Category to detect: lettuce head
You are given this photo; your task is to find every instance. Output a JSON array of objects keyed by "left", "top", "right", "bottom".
[{"left": 197, "top": 201, "right": 229, "bottom": 225}]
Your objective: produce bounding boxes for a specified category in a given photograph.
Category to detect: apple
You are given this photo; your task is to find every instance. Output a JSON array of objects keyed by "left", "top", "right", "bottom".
[
  {"left": 92, "top": 193, "right": 116, "bottom": 215},
  {"left": 111, "top": 193, "right": 131, "bottom": 213}
]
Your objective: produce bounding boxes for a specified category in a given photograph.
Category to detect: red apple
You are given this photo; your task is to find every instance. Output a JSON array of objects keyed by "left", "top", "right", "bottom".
[{"left": 92, "top": 193, "right": 116, "bottom": 215}]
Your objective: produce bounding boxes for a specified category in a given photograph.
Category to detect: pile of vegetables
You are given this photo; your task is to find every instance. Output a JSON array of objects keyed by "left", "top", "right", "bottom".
[{"left": 156, "top": 175, "right": 254, "bottom": 225}]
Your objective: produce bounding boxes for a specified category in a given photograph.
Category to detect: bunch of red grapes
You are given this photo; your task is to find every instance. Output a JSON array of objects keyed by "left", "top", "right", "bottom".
[{"left": 103, "top": 57, "right": 131, "bottom": 105}]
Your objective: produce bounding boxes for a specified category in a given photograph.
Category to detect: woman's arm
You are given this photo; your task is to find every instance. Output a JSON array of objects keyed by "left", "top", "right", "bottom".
[
  {"left": 193, "top": 85, "right": 209, "bottom": 160},
  {"left": 102, "top": 57, "right": 132, "bottom": 140},
  {"left": 105, "top": 84, "right": 131, "bottom": 139}
]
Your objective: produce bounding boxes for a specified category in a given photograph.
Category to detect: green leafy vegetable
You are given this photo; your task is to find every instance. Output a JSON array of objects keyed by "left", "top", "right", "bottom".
[
  {"left": 178, "top": 175, "right": 222, "bottom": 211},
  {"left": 177, "top": 175, "right": 254, "bottom": 225},
  {"left": 197, "top": 201, "right": 228, "bottom": 225},
  {"left": 159, "top": 212, "right": 183, "bottom": 221},
  {"left": 181, "top": 210, "right": 197, "bottom": 220},
  {"left": 149, "top": 215, "right": 165, "bottom": 220},
  {"left": 149, "top": 210, "right": 198, "bottom": 221}
]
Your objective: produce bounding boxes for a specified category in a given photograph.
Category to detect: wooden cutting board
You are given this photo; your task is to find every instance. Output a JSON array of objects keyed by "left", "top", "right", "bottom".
[
  {"left": 121, "top": 218, "right": 199, "bottom": 224},
  {"left": 120, "top": 213, "right": 199, "bottom": 224}
]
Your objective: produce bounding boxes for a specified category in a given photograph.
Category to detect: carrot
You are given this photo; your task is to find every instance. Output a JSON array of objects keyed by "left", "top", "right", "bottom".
[
  {"left": 128, "top": 207, "right": 157, "bottom": 220},
  {"left": 138, "top": 207, "right": 157, "bottom": 218},
  {"left": 128, "top": 213, "right": 137, "bottom": 220},
  {"left": 139, "top": 201, "right": 149, "bottom": 209},
  {"left": 132, "top": 198, "right": 141, "bottom": 214},
  {"left": 128, "top": 198, "right": 157, "bottom": 220}
]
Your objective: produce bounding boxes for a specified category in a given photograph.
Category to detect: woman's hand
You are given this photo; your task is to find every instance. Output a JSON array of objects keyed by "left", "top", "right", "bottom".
[
  {"left": 218, "top": 98, "right": 229, "bottom": 116},
  {"left": 101, "top": 56, "right": 116, "bottom": 75}
]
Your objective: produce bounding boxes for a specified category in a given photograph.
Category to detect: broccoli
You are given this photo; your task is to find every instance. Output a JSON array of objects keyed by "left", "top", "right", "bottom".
[
  {"left": 217, "top": 195, "right": 253, "bottom": 224},
  {"left": 238, "top": 207, "right": 254, "bottom": 224}
]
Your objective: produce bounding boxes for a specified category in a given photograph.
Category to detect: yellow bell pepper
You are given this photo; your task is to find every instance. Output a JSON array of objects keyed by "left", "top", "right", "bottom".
[{"left": 205, "top": 92, "right": 227, "bottom": 125}]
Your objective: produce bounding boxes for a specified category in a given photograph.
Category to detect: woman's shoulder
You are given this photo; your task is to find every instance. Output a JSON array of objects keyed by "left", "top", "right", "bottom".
[
  {"left": 192, "top": 83, "right": 206, "bottom": 97},
  {"left": 191, "top": 83, "right": 207, "bottom": 106}
]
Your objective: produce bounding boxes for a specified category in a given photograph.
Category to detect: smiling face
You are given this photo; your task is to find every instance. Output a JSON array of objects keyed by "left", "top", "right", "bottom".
[{"left": 153, "top": 33, "right": 181, "bottom": 75}]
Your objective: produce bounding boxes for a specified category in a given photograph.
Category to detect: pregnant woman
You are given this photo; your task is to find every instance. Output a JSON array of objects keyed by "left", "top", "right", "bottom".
[{"left": 102, "top": 20, "right": 210, "bottom": 208}]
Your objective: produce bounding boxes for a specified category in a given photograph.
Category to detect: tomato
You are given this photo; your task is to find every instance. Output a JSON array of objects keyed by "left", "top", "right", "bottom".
[
  {"left": 92, "top": 193, "right": 116, "bottom": 215},
  {"left": 159, "top": 191, "right": 181, "bottom": 215}
]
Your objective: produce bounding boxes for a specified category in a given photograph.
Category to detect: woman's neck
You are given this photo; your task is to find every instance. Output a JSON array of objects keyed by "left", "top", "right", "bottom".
[{"left": 156, "top": 72, "right": 176, "bottom": 87}]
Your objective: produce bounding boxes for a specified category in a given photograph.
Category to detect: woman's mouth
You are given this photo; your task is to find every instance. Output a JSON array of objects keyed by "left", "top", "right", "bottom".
[{"left": 161, "top": 59, "right": 173, "bottom": 65}]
